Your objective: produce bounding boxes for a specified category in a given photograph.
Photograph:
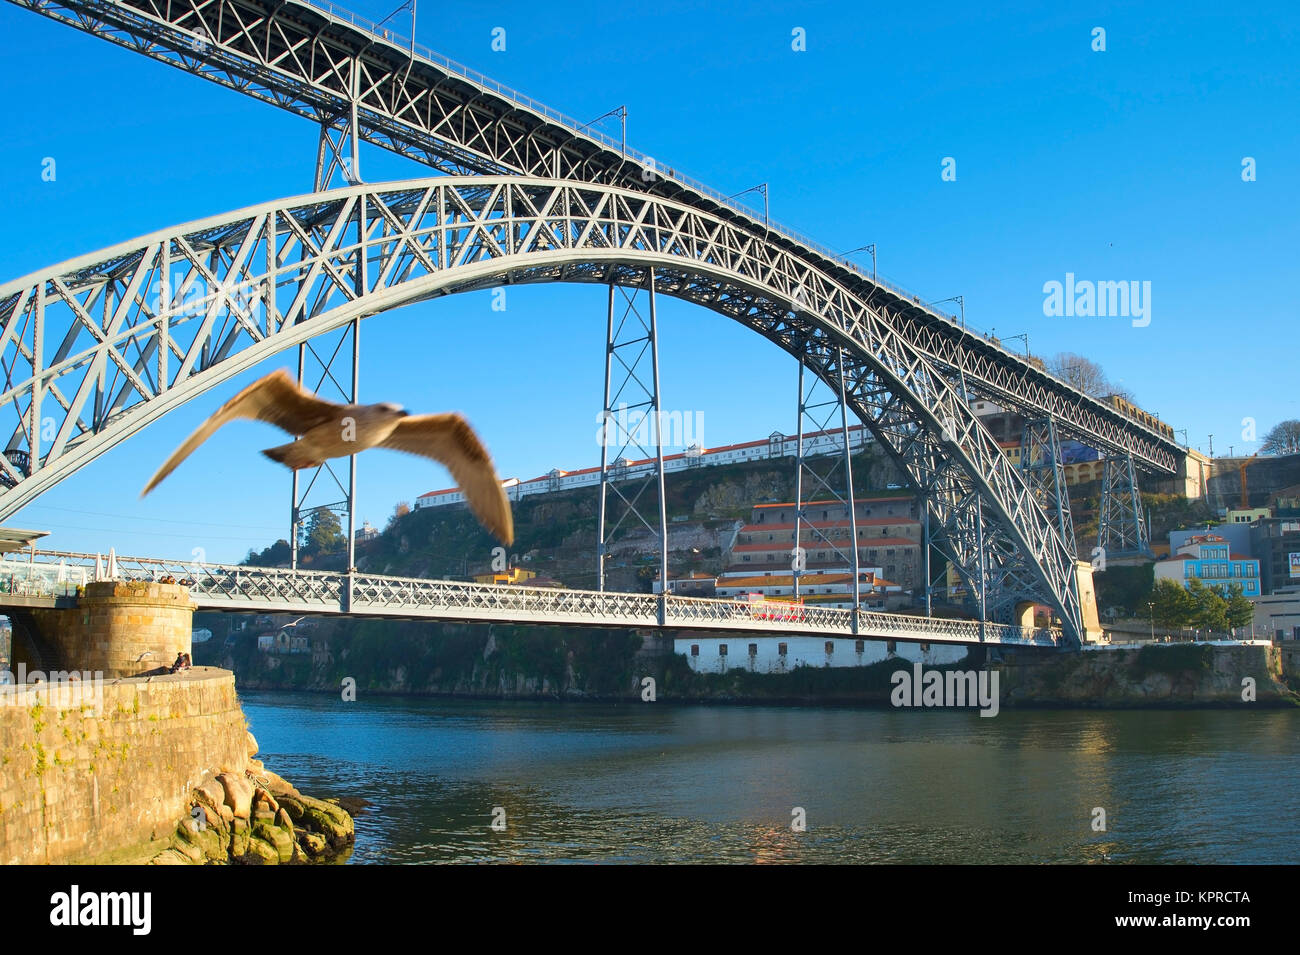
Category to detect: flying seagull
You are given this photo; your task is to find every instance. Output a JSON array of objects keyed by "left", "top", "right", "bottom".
[{"left": 141, "top": 369, "right": 513, "bottom": 544}]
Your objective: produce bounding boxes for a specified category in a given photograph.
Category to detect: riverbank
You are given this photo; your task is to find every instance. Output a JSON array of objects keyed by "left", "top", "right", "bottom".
[{"left": 211, "top": 622, "right": 1300, "bottom": 709}]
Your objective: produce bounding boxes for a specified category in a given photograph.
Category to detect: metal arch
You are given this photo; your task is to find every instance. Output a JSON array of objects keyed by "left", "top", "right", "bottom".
[
  {"left": 7, "top": 0, "right": 1181, "bottom": 475},
  {"left": 0, "top": 176, "right": 1084, "bottom": 640}
]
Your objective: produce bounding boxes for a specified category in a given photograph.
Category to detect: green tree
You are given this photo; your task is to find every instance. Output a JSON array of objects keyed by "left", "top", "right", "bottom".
[
  {"left": 244, "top": 538, "right": 291, "bottom": 567},
  {"left": 303, "top": 508, "right": 345, "bottom": 556},
  {"left": 1147, "top": 579, "right": 1196, "bottom": 629},
  {"left": 1225, "top": 583, "right": 1255, "bottom": 630},
  {"left": 1187, "top": 578, "right": 1229, "bottom": 632}
]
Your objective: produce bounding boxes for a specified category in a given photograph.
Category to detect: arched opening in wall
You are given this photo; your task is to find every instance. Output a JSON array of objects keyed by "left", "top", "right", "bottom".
[{"left": 6, "top": 610, "right": 60, "bottom": 678}]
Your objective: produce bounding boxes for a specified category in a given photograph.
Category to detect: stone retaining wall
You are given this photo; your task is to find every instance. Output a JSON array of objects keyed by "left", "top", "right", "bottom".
[
  {"left": 30, "top": 581, "right": 195, "bottom": 678},
  {"left": 0, "top": 667, "right": 248, "bottom": 864}
]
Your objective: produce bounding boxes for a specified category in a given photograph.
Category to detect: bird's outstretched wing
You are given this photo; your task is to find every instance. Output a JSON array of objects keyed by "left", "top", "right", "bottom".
[
  {"left": 378, "top": 413, "right": 514, "bottom": 545},
  {"left": 141, "top": 369, "right": 341, "bottom": 496}
]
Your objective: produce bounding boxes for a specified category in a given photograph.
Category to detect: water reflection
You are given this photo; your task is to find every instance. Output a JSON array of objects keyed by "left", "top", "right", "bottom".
[{"left": 241, "top": 691, "right": 1300, "bottom": 864}]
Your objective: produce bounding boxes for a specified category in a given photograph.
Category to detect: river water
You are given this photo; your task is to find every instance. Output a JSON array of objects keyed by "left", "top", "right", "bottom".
[{"left": 241, "top": 690, "right": 1300, "bottom": 864}]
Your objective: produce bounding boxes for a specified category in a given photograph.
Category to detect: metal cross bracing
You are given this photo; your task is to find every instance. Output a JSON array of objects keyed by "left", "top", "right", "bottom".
[
  {"left": 288, "top": 108, "right": 366, "bottom": 572},
  {"left": 0, "top": 548, "right": 1066, "bottom": 647},
  {"left": 288, "top": 323, "right": 358, "bottom": 570},
  {"left": 0, "top": 176, "right": 1091, "bottom": 643},
  {"left": 1019, "top": 417, "right": 1076, "bottom": 557},
  {"left": 6, "top": 0, "right": 1183, "bottom": 475},
  {"left": 791, "top": 338, "right": 859, "bottom": 618},
  {"left": 1098, "top": 454, "right": 1153, "bottom": 560},
  {"left": 596, "top": 275, "right": 669, "bottom": 613}
]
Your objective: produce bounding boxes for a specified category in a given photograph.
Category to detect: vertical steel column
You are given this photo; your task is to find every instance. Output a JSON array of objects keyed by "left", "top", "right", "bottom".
[
  {"left": 923, "top": 501, "right": 932, "bottom": 617},
  {"left": 836, "top": 348, "right": 860, "bottom": 629},
  {"left": 290, "top": 342, "right": 305, "bottom": 569},
  {"left": 596, "top": 284, "right": 614, "bottom": 591},
  {"left": 1020, "top": 417, "right": 1076, "bottom": 556},
  {"left": 976, "top": 496, "right": 987, "bottom": 643},
  {"left": 792, "top": 344, "right": 860, "bottom": 610},
  {"left": 595, "top": 273, "right": 669, "bottom": 601},
  {"left": 793, "top": 359, "right": 806, "bottom": 601},
  {"left": 346, "top": 325, "right": 359, "bottom": 570},
  {"left": 648, "top": 268, "right": 668, "bottom": 626},
  {"left": 292, "top": 102, "right": 363, "bottom": 571},
  {"left": 1098, "top": 452, "right": 1152, "bottom": 558}
]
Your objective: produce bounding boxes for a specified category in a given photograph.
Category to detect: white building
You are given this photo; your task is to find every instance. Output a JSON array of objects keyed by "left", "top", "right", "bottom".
[
  {"left": 415, "top": 426, "right": 873, "bottom": 510},
  {"left": 1251, "top": 588, "right": 1300, "bottom": 641}
]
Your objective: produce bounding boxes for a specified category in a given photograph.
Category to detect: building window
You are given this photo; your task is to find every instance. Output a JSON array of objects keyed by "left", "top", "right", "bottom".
[
  {"left": 778, "top": 642, "right": 787, "bottom": 656},
  {"left": 748, "top": 643, "right": 758, "bottom": 656},
  {"left": 690, "top": 644, "right": 699, "bottom": 656},
  {"left": 719, "top": 644, "right": 728, "bottom": 656}
]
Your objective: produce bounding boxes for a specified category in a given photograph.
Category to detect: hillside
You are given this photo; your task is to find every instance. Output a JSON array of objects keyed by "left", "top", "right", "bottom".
[{"left": 252, "top": 443, "right": 909, "bottom": 593}]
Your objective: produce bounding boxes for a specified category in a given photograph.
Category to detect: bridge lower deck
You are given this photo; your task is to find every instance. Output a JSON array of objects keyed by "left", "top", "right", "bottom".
[{"left": 0, "top": 550, "right": 1064, "bottom": 648}]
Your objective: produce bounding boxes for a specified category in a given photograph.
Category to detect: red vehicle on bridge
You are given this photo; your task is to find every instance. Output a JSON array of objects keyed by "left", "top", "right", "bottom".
[{"left": 743, "top": 592, "right": 807, "bottom": 623}]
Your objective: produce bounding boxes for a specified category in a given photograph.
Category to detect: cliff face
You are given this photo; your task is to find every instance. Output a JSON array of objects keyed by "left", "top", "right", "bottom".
[
  {"left": 202, "top": 621, "right": 1300, "bottom": 709},
  {"left": 267, "top": 446, "right": 902, "bottom": 593},
  {"left": 997, "top": 643, "right": 1299, "bottom": 707},
  {"left": 209, "top": 619, "right": 653, "bottom": 700}
]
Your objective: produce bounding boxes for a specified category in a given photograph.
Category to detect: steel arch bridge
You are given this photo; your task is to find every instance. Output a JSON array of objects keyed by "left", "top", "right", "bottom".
[
  {"left": 3, "top": 176, "right": 1096, "bottom": 644},
  {"left": 0, "top": 0, "right": 1184, "bottom": 648}
]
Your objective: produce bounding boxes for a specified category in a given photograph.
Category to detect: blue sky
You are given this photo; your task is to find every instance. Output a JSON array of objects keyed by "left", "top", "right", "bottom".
[{"left": 0, "top": 0, "right": 1296, "bottom": 562}]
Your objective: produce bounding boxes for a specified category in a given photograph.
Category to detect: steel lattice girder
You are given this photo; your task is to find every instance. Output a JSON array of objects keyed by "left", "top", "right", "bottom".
[
  {"left": 0, "top": 177, "right": 1089, "bottom": 641},
  {"left": 1098, "top": 455, "right": 1152, "bottom": 557},
  {"left": 6, "top": 0, "right": 1181, "bottom": 475},
  {"left": 3, "top": 547, "right": 1064, "bottom": 645}
]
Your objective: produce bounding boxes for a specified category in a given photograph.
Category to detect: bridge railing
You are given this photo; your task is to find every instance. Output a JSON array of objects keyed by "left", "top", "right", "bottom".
[
  {"left": 350, "top": 574, "right": 661, "bottom": 624},
  {"left": 0, "top": 554, "right": 87, "bottom": 596}
]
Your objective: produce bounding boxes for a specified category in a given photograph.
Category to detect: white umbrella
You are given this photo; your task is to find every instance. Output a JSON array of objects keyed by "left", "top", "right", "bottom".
[
  {"left": 107, "top": 548, "right": 118, "bottom": 580},
  {"left": 94, "top": 553, "right": 104, "bottom": 582}
]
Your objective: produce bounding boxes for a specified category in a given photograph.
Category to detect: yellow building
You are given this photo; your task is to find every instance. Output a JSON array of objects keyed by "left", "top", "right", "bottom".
[{"left": 473, "top": 567, "right": 538, "bottom": 586}]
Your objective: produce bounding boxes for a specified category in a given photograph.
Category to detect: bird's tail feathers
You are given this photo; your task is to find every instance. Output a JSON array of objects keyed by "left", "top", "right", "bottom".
[{"left": 263, "top": 442, "right": 320, "bottom": 471}]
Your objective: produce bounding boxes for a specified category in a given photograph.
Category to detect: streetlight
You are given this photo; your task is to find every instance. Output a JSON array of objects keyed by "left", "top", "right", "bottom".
[
  {"left": 725, "top": 183, "right": 769, "bottom": 228},
  {"left": 575, "top": 104, "right": 628, "bottom": 155},
  {"left": 842, "top": 244, "right": 877, "bottom": 281},
  {"left": 1003, "top": 332, "right": 1030, "bottom": 358},
  {"left": 928, "top": 295, "right": 965, "bottom": 328},
  {"left": 1148, "top": 601, "right": 1155, "bottom": 641}
]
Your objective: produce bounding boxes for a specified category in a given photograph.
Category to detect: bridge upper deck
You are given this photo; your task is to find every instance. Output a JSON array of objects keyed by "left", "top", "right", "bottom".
[{"left": 5, "top": 0, "right": 1182, "bottom": 473}]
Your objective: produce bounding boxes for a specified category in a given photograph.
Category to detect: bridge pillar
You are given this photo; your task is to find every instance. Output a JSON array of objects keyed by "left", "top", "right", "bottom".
[
  {"left": 1073, "top": 560, "right": 1104, "bottom": 644},
  {"left": 1013, "top": 600, "right": 1036, "bottom": 629},
  {"left": 792, "top": 341, "right": 860, "bottom": 611},
  {"left": 1097, "top": 454, "right": 1153, "bottom": 560},
  {"left": 28, "top": 582, "right": 196, "bottom": 678},
  {"left": 596, "top": 272, "right": 669, "bottom": 593}
]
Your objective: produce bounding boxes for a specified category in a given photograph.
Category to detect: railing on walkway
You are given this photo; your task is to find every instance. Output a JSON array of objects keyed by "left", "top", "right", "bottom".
[{"left": 0, "top": 549, "right": 1061, "bottom": 646}]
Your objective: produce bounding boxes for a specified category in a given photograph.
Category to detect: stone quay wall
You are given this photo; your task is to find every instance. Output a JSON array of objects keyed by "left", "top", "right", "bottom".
[
  {"left": 0, "top": 667, "right": 249, "bottom": 864},
  {"left": 31, "top": 581, "right": 195, "bottom": 678}
]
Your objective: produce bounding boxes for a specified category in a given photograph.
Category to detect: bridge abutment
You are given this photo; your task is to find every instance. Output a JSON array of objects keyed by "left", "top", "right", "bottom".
[
  {"left": 1074, "top": 561, "right": 1104, "bottom": 644},
  {"left": 28, "top": 581, "right": 196, "bottom": 678}
]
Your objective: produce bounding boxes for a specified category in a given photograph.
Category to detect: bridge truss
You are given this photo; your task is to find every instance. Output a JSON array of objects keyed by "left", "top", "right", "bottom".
[
  {"left": 5, "top": 0, "right": 1180, "bottom": 473},
  {"left": 0, "top": 548, "right": 1062, "bottom": 648},
  {"left": 1, "top": 177, "right": 1092, "bottom": 641},
  {"left": 0, "top": 0, "right": 1187, "bottom": 647}
]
